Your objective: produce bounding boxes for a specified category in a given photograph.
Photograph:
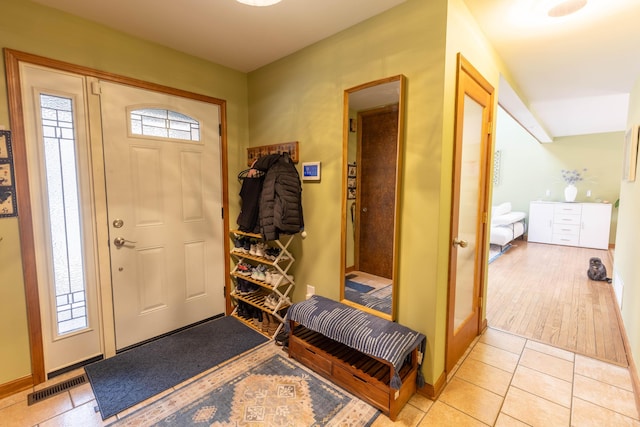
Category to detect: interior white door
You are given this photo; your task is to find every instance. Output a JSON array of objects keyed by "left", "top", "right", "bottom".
[
  {"left": 99, "top": 81, "right": 225, "bottom": 350},
  {"left": 19, "top": 63, "right": 102, "bottom": 374}
]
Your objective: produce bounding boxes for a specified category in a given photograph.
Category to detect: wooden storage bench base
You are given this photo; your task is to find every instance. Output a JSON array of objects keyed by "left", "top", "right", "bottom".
[{"left": 288, "top": 323, "right": 418, "bottom": 421}]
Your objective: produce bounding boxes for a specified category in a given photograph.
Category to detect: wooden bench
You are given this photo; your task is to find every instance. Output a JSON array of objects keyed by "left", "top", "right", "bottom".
[{"left": 286, "top": 295, "right": 425, "bottom": 420}]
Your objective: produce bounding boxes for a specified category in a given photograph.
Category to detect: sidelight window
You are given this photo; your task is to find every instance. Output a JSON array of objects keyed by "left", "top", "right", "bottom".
[{"left": 40, "top": 94, "right": 88, "bottom": 335}]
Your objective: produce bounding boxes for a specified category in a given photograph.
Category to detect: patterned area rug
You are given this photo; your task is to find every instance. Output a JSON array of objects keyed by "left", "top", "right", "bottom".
[{"left": 113, "top": 343, "right": 380, "bottom": 426}]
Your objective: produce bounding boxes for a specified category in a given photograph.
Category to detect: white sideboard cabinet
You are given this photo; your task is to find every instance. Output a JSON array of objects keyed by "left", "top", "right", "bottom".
[{"left": 528, "top": 201, "right": 612, "bottom": 250}]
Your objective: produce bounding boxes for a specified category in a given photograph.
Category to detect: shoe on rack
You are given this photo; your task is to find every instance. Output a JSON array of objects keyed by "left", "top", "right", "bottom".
[
  {"left": 254, "top": 242, "right": 266, "bottom": 258},
  {"left": 246, "top": 282, "right": 260, "bottom": 294},
  {"left": 269, "top": 272, "right": 282, "bottom": 285},
  {"left": 275, "top": 329, "right": 288, "bottom": 346},
  {"left": 231, "top": 236, "right": 245, "bottom": 253},
  {"left": 236, "top": 262, "right": 253, "bottom": 276},
  {"left": 265, "top": 247, "right": 281, "bottom": 261},
  {"left": 251, "top": 265, "right": 266, "bottom": 281},
  {"left": 235, "top": 278, "right": 246, "bottom": 294},
  {"left": 265, "top": 292, "right": 280, "bottom": 309},
  {"left": 242, "top": 239, "right": 252, "bottom": 254},
  {"left": 264, "top": 268, "right": 278, "bottom": 285},
  {"left": 254, "top": 310, "right": 263, "bottom": 328},
  {"left": 267, "top": 314, "right": 279, "bottom": 335},
  {"left": 236, "top": 302, "right": 248, "bottom": 319},
  {"left": 263, "top": 293, "right": 273, "bottom": 309}
]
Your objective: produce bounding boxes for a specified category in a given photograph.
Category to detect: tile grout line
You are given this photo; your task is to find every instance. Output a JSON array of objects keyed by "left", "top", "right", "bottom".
[{"left": 491, "top": 337, "right": 527, "bottom": 426}]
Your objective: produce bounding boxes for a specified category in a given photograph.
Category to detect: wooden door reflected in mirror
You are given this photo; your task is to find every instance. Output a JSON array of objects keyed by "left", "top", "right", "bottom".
[{"left": 340, "top": 75, "right": 405, "bottom": 321}]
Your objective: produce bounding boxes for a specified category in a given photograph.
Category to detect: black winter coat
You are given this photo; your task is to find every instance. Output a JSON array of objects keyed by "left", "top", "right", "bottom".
[{"left": 253, "top": 153, "right": 304, "bottom": 241}]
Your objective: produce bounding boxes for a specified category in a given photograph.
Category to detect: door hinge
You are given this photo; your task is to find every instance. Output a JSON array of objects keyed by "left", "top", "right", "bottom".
[
  {"left": 483, "top": 212, "right": 488, "bottom": 224},
  {"left": 219, "top": 124, "right": 222, "bottom": 137},
  {"left": 91, "top": 81, "right": 102, "bottom": 95},
  {"left": 221, "top": 207, "right": 224, "bottom": 219}
]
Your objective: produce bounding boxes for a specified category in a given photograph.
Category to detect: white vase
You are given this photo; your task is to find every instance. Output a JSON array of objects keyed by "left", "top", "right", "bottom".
[{"left": 564, "top": 184, "right": 577, "bottom": 202}]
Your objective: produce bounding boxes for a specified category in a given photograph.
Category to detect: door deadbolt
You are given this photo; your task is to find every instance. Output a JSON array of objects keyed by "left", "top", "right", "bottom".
[{"left": 113, "top": 219, "right": 124, "bottom": 228}]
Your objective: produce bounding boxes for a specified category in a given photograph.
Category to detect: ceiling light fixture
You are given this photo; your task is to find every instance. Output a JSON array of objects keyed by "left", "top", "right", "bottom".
[
  {"left": 236, "top": 0, "right": 282, "bottom": 6},
  {"left": 547, "top": 0, "right": 588, "bottom": 17}
]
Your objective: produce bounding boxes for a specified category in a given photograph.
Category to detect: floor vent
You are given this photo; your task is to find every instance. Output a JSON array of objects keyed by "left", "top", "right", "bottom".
[{"left": 27, "top": 374, "right": 88, "bottom": 405}]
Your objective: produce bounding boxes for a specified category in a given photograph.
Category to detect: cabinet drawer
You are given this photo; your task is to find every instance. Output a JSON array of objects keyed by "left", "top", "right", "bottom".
[
  {"left": 552, "top": 224, "right": 580, "bottom": 236},
  {"left": 554, "top": 204, "right": 582, "bottom": 215},
  {"left": 289, "top": 339, "right": 332, "bottom": 377},
  {"left": 554, "top": 214, "right": 580, "bottom": 225},
  {"left": 332, "top": 363, "right": 388, "bottom": 409},
  {"left": 552, "top": 234, "right": 580, "bottom": 246}
]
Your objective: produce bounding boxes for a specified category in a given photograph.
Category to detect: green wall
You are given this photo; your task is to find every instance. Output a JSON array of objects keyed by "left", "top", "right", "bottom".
[
  {"left": 0, "top": 0, "right": 249, "bottom": 385},
  {"left": 615, "top": 75, "right": 640, "bottom": 374},
  {"left": 493, "top": 106, "right": 623, "bottom": 243},
  {"left": 247, "top": 0, "right": 506, "bottom": 384},
  {"left": 0, "top": 217, "right": 30, "bottom": 383},
  {"left": 1, "top": 0, "right": 577, "bottom": 393}
]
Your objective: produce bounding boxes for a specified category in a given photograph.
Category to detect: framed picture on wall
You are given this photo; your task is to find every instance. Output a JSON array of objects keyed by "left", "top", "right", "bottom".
[
  {"left": 0, "top": 130, "right": 11, "bottom": 160},
  {"left": 347, "top": 177, "right": 356, "bottom": 189},
  {"left": 347, "top": 163, "right": 357, "bottom": 177},
  {"left": 0, "top": 187, "right": 16, "bottom": 217},
  {"left": 0, "top": 130, "right": 18, "bottom": 217},
  {"left": 347, "top": 187, "right": 356, "bottom": 200},
  {"left": 623, "top": 125, "right": 639, "bottom": 182},
  {"left": 0, "top": 163, "right": 13, "bottom": 186}
]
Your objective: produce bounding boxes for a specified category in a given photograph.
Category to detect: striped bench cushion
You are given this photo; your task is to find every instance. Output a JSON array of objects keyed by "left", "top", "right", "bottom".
[{"left": 286, "top": 295, "right": 426, "bottom": 389}]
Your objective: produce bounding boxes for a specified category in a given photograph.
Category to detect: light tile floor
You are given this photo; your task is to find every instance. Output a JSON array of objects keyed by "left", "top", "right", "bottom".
[{"left": 1, "top": 327, "right": 638, "bottom": 426}]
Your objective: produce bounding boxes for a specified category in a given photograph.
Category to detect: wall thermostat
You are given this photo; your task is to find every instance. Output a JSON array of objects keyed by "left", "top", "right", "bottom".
[{"left": 302, "top": 161, "right": 321, "bottom": 181}]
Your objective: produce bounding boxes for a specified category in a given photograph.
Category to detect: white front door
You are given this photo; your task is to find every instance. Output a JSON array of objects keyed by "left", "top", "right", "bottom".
[
  {"left": 19, "top": 63, "right": 102, "bottom": 375},
  {"left": 99, "top": 81, "right": 225, "bottom": 350}
]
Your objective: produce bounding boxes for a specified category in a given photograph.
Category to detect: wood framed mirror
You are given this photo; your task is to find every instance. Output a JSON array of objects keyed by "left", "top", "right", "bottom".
[{"left": 339, "top": 75, "right": 406, "bottom": 321}]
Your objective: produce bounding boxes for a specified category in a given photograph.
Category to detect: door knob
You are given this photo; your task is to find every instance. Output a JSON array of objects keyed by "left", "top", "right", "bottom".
[
  {"left": 113, "top": 237, "right": 137, "bottom": 248},
  {"left": 453, "top": 238, "right": 468, "bottom": 248}
]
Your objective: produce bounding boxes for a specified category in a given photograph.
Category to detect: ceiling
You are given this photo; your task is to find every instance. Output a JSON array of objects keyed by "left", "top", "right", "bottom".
[
  {"left": 31, "top": 0, "right": 640, "bottom": 140},
  {"left": 465, "top": 0, "right": 640, "bottom": 140}
]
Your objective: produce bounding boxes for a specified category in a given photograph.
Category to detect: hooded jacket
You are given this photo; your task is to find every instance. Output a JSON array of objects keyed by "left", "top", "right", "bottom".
[{"left": 253, "top": 153, "right": 304, "bottom": 241}]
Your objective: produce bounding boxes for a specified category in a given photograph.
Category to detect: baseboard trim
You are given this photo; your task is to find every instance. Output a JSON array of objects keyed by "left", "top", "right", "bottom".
[
  {"left": 0, "top": 375, "right": 33, "bottom": 400},
  {"left": 417, "top": 370, "right": 446, "bottom": 400},
  {"left": 608, "top": 282, "right": 640, "bottom": 413}
]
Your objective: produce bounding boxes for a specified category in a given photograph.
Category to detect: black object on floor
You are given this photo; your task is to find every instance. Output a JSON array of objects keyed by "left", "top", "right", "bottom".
[{"left": 85, "top": 316, "right": 268, "bottom": 419}]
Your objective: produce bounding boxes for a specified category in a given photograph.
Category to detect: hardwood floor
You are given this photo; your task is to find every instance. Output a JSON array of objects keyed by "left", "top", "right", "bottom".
[{"left": 487, "top": 241, "right": 628, "bottom": 366}]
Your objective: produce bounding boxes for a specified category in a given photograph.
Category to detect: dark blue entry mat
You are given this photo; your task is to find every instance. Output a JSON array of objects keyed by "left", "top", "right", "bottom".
[
  {"left": 345, "top": 279, "right": 375, "bottom": 293},
  {"left": 85, "top": 316, "right": 268, "bottom": 419}
]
